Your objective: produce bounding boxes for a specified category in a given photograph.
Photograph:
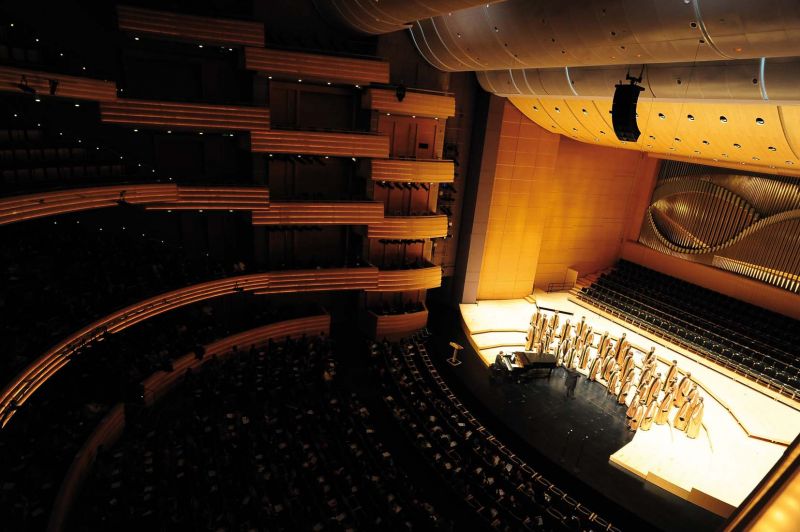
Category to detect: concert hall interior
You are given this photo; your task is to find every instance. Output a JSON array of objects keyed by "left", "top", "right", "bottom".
[{"left": 2, "top": 1, "right": 800, "bottom": 531}]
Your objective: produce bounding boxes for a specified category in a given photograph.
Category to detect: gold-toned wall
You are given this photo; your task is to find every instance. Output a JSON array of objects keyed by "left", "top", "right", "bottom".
[{"left": 476, "top": 101, "right": 658, "bottom": 300}]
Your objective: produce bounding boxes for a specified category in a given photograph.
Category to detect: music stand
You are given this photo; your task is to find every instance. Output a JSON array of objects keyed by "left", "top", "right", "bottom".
[{"left": 448, "top": 341, "right": 463, "bottom": 366}]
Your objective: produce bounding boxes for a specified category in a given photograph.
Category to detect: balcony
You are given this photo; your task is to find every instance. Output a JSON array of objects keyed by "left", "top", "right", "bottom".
[
  {"left": 0, "top": 66, "right": 117, "bottom": 102},
  {"left": 368, "top": 215, "right": 448, "bottom": 240},
  {"left": 144, "top": 185, "right": 269, "bottom": 211},
  {"left": 368, "top": 306, "right": 429, "bottom": 339},
  {"left": 251, "top": 128, "right": 389, "bottom": 158},
  {"left": 363, "top": 87, "right": 455, "bottom": 119},
  {"left": 371, "top": 264, "right": 442, "bottom": 292},
  {"left": 252, "top": 201, "right": 383, "bottom": 225},
  {"left": 117, "top": 5, "right": 264, "bottom": 47},
  {"left": 245, "top": 47, "right": 389, "bottom": 86},
  {"left": 100, "top": 99, "right": 270, "bottom": 131},
  {"left": 368, "top": 159, "right": 454, "bottom": 183},
  {"left": 0, "top": 184, "right": 178, "bottom": 225}
]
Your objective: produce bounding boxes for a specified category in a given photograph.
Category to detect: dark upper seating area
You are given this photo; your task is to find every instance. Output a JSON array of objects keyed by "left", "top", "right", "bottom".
[
  {"left": 72, "top": 335, "right": 448, "bottom": 531},
  {"left": 372, "top": 335, "right": 616, "bottom": 531},
  {"left": 0, "top": 209, "right": 254, "bottom": 382},
  {"left": 578, "top": 260, "right": 800, "bottom": 397}
]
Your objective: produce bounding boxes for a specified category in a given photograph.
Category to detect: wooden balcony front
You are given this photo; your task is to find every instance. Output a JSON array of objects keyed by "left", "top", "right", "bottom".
[
  {"left": 0, "top": 184, "right": 178, "bottom": 225},
  {"left": 257, "top": 267, "right": 380, "bottom": 294},
  {"left": 0, "top": 66, "right": 118, "bottom": 102},
  {"left": 0, "top": 267, "right": 390, "bottom": 426},
  {"left": 369, "top": 159, "right": 454, "bottom": 183},
  {"left": 250, "top": 129, "right": 390, "bottom": 158},
  {"left": 100, "top": 99, "right": 270, "bottom": 131},
  {"left": 368, "top": 308, "right": 429, "bottom": 339},
  {"left": 245, "top": 47, "right": 389, "bottom": 86},
  {"left": 363, "top": 88, "right": 455, "bottom": 118},
  {"left": 117, "top": 5, "right": 264, "bottom": 47},
  {"left": 146, "top": 186, "right": 269, "bottom": 211},
  {"left": 368, "top": 215, "right": 448, "bottom": 240},
  {"left": 370, "top": 265, "right": 442, "bottom": 292},
  {"left": 252, "top": 201, "right": 384, "bottom": 225}
]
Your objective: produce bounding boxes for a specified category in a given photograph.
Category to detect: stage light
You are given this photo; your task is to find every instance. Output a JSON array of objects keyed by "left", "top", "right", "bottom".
[{"left": 612, "top": 71, "right": 645, "bottom": 142}]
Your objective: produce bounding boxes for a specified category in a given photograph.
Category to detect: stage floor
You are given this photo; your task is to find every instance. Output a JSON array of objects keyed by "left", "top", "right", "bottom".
[{"left": 458, "top": 292, "right": 800, "bottom": 518}]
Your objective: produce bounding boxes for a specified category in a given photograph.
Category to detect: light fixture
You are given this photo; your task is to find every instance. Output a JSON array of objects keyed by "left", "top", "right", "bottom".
[{"left": 720, "top": 116, "right": 728, "bottom": 123}]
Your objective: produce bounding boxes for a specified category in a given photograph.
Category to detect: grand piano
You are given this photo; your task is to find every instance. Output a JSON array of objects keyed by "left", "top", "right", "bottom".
[{"left": 495, "top": 350, "right": 557, "bottom": 376}]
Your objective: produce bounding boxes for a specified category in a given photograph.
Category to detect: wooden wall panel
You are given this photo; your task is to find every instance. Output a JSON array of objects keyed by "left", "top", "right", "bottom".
[
  {"left": 100, "top": 99, "right": 270, "bottom": 131},
  {"left": 0, "top": 66, "right": 117, "bottom": 102},
  {"left": 364, "top": 88, "right": 455, "bottom": 118},
  {"left": 117, "top": 5, "right": 264, "bottom": 47},
  {"left": 0, "top": 184, "right": 178, "bottom": 225},
  {"left": 371, "top": 265, "right": 442, "bottom": 291},
  {"left": 252, "top": 201, "right": 384, "bottom": 225},
  {"left": 146, "top": 186, "right": 269, "bottom": 211},
  {"left": 475, "top": 101, "right": 657, "bottom": 299},
  {"left": 534, "top": 139, "right": 656, "bottom": 289},
  {"left": 245, "top": 47, "right": 389, "bottom": 85},
  {"left": 369, "top": 159, "right": 454, "bottom": 183},
  {"left": 368, "top": 215, "right": 448, "bottom": 239},
  {"left": 250, "top": 129, "right": 389, "bottom": 158},
  {"left": 370, "top": 309, "right": 429, "bottom": 339}
]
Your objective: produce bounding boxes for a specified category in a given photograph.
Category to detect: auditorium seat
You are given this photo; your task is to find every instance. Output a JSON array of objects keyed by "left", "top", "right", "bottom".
[{"left": 578, "top": 260, "right": 800, "bottom": 397}]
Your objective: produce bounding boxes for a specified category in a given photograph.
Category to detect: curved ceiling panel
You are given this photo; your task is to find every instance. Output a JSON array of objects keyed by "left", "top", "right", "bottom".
[
  {"left": 321, "top": 0, "right": 502, "bottom": 34},
  {"left": 477, "top": 58, "right": 800, "bottom": 103},
  {"left": 510, "top": 96, "right": 800, "bottom": 177},
  {"left": 410, "top": 0, "right": 800, "bottom": 71}
]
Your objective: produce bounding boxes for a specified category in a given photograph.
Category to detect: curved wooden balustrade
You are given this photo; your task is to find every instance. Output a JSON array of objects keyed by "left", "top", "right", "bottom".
[
  {"left": 257, "top": 267, "right": 379, "bottom": 294},
  {"left": 371, "top": 265, "right": 443, "bottom": 292},
  {"left": 369, "top": 307, "right": 429, "bottom": 339},
  {"left": 0, "top": 184, "right": 178, "bottom": 225},
  {"left": 363, "top": 88, "right": 455, "bottom": 119},
  {"left": 0, "top": 66, "right": 117, "bottom": 102},
  {"left": 100, "top": 99, "right": 270, "bottom": 131},
  {"left": 47, "top": 314, "right": 328, "bottom": 532},
  {"left": 117, "top": 5, "right": 264, "bottom": 47},
  {"left": 251, "top": 201, "right": 383, "bottom": 225},
  {"left": 369, "top": 159, "right": 455, "bottom": 183},
  {"left": 0, "top": 267, "right": 391, "bottom": 426},
  {"left": 368, "top": 215, "right": 448, "bottom": 239},
  {"left": 245, "top": 47, "right": 389, "bottom": 86},
  {"left": 250, "top": 129, "right": 390, "bottom": 158},
  {"left": 0, "top": 185, "right": 272, "bottom": 224},
  {"left": 144, "top": 185, "right": 269, "bottom": 211}
]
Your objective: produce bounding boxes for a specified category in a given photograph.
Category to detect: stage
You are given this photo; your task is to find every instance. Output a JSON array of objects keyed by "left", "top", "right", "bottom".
[{"left": 457, "top": 292, "right": 800, "bottom": 521}]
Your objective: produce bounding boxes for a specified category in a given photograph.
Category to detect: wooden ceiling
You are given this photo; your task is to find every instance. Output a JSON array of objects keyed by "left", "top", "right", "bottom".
[{"left": 509, "top": 97, "right": 800, "bottom": 178}]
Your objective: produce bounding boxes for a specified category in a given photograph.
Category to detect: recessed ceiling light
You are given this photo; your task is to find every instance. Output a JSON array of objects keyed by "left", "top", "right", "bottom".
[
  {"left": 768, "top": 146, "right": 777, "bottom": 151},
  {"left": 658, "top": 113, "right": 666, "bottom": 120},
  {"left": 687, "top": 114, "right": 694, "bottom": 121},
  {"left": 755, "top": 117, "right": 765, "bottom": 125},
  {"left": 702, "top": 140, "right": 710, "bottom": 145},
  {"left": 752, "top": 156, "right": 760, "bottom": 160},
  {"left": 720, "top": 116, "right": 728, "bottom": 123},
  {"left": 733, "top": 143, "right": 741, "bottom": 148},
  {"left": 555, "top": 107, "right": 560, "bottom": 112}
]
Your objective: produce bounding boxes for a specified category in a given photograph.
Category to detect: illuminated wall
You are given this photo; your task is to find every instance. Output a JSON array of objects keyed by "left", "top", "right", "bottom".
[
  {"left": 638, "top": 161, "right": 800, "bottom": 294},
  {"left": 475, "top": 99, "right": 657, "bottom": 300}
]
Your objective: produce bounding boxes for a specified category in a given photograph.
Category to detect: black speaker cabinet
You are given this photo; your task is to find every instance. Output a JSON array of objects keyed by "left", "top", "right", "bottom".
[{"left": 612, "top": 82, "right": 644, "bottom": 142}]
